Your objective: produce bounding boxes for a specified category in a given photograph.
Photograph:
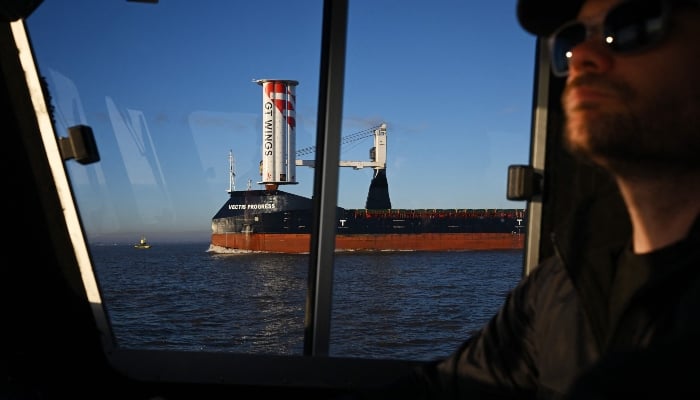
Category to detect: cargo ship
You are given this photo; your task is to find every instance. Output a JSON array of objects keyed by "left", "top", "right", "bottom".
[{"left": 209, "top": 79, "right": 526, "bottom": 254}]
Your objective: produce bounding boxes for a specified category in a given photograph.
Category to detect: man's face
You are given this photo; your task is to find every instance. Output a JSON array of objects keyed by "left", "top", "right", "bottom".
[{"left": 560, "top": 0, "right": 700, "bottom": 176}]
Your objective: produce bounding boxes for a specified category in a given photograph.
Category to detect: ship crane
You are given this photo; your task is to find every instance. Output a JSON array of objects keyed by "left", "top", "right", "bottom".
[{"left": 295, "top": 123, "right": 387, "bottom": 171}]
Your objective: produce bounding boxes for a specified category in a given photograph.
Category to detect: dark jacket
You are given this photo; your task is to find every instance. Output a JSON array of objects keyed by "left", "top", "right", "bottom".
[{"left": 357, "top": 213, "right": 700, "bottom": 399}]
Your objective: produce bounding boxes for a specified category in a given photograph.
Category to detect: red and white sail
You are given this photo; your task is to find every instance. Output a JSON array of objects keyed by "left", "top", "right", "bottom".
[{"left": 254, "top": 79, "right": 299, "bottom": 189}]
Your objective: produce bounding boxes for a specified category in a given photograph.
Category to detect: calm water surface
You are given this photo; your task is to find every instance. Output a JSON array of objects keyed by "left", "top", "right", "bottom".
[{"left": 91, "top": 242, "right": 523, "bottom": 361}]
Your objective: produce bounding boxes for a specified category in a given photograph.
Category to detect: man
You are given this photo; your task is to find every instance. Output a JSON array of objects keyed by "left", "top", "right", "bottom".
[{"left": 349, "top": 0, "right": 700, "bottom": 398}]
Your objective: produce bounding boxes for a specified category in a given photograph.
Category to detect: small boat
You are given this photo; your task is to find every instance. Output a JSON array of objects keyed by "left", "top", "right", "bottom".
[{"left": 134, "top": 236, "right": 151, "bottom": 249}]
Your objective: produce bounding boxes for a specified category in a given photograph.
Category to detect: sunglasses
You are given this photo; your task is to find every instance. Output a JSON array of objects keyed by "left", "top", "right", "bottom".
[{"left": 547, "top": 0, "right": 697, "bottom": 77}]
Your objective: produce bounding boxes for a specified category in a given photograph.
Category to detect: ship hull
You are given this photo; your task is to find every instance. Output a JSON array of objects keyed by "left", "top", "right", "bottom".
[
  {"left": 210, "top": 189, "right": 526, "bottom": 254},
  {"left": 211, "top": 232, "right": 524, "bottom": 253}
]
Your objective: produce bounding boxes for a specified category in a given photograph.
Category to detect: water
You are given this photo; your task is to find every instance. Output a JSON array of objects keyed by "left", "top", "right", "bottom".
[{"left": 91, "top": 242, "right": 524, "bottom": 361}]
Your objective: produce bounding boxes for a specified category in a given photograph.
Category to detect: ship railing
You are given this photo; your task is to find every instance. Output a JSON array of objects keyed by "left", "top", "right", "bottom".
[{"left": 353, "top": 209, "right": 527, "bottom": 219}]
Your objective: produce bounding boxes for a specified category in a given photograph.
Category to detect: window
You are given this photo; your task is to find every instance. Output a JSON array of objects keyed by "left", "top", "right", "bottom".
[{"left": 17, "top": 0, "right": 536, "bottom": 388}]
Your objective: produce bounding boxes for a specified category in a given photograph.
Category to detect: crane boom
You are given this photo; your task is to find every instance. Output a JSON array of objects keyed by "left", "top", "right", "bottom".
[{"left": 295, "top": 123, "right": 387, "bottom": 170}]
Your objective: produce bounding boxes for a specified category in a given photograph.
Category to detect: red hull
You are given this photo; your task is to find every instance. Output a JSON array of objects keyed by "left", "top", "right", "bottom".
[{"left": 211, "top": 232, "right": 525, "bottom": 253}]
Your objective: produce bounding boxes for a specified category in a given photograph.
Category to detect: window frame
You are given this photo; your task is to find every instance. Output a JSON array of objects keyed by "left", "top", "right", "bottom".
[{"left": 4, "top": 0, "right": 550, "bottom": 390}]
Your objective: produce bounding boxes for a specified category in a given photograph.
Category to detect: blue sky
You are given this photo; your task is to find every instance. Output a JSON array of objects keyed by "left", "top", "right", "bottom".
[{"left": 25, "top": 0, "right": 537, "bottom": 242}]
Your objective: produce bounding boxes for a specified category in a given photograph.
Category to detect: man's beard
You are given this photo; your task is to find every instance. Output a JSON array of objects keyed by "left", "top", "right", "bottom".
[{"left": 563, "top": 77, "right": 700, "bottom": 177}]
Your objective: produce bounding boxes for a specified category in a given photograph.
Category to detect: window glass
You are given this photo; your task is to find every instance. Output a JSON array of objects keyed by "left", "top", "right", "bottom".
[
  {"left": 328, "top": 1, "right": 534, "bottom": 359},
  {"left": 26, "top": 0, "right": 534, "bottom": 360},
  {"left": 27, "top": 0, "right": 323, "bottom": 356}
]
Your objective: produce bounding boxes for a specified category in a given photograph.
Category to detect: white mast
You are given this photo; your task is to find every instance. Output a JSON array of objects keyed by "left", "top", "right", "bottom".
[{"left": 227, "top": 149, "right": 235, "bottom": 194}]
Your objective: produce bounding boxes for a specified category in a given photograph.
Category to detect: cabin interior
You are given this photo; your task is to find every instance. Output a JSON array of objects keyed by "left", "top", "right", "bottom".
[{"left": 2, "top": 0, "right": 631, "bottom": 398}]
